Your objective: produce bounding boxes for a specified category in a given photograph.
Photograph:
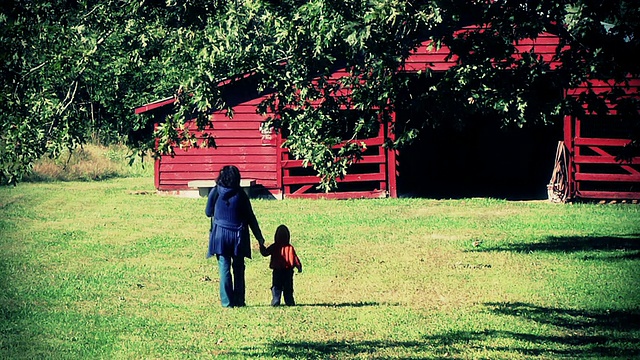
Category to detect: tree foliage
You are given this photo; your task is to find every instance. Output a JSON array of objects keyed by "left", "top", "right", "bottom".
[{"left": 2, "top": 0, "right": 639, "bottom": 188}]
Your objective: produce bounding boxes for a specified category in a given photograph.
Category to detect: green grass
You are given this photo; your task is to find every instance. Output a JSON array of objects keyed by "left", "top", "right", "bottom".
[{"left": 1, "top": 178, "right": 639, "bottom": 359}]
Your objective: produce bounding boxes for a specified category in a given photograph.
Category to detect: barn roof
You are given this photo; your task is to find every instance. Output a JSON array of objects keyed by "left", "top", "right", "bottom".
[{"left": 134, "top": 96, "right": 175, "bottom": 114}]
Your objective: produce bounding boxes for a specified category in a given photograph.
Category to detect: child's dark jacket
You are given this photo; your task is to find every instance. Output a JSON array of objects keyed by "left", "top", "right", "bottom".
[{"left": 262, "top": 237, "right": 302, "bottom": 271}]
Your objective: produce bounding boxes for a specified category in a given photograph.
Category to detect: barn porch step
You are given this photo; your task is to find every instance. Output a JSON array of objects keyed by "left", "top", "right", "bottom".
[{"left": 187, "top": 179, "right": 256, "bottom": 197}]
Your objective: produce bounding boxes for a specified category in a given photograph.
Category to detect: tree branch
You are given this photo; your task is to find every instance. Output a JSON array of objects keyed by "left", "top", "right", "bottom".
[
  {"left": 57, "top": 80, "right": 79, "bottom": 117},
  {"left": 82, "top": 4, "right": 104, "bottom": 19},
  {"left": 24, "top": 61, "right": 49, "bottom": 77}
]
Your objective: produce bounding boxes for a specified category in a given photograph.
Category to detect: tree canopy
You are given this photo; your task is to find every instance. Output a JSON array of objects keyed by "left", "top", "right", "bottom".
[{"left": 2, "top": 0, "right": 639, "bottom": 188}]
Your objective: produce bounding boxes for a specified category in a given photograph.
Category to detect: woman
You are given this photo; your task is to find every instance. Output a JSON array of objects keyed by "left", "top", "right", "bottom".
[{"left": 205, "top": 165, "right": 265, "bottom": 307}]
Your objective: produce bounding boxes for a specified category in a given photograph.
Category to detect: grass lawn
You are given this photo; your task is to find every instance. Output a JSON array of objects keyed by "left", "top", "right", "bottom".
[{"left": 1, "top": 177, "right": 639, "bottom": 359}]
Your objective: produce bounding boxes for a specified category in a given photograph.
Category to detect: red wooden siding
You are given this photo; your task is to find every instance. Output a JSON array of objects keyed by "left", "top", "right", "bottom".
[
  {"left": 403, "top": 43, "right": 456, "bottom": 72},
  {"left": 151, "top": 96, "right": 281, "bottom": 196},
  {"left": 566, "top": 78, "right": 640, "bottom": 116},
  {"left": 564, "top": 77, "right": 640, "bottom": 200},
  {"left": 136, "top": 76, "right": 392, "bottom": 198},
  {"left": 403, "top": 30, "right": 562, "bottom": 72},
  {"left": 281, "top": 124, "right": 389, "bottom": 199}
]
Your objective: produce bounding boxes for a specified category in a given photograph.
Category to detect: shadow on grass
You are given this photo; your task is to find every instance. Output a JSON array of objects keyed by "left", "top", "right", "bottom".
[
  {"left": 485, "top": 302, "right": 640, "bottom": 331},
  {"left": 470, "top": 235, "right": 640, "bottom": 260},
  {"left": 234, "top": 331, "right": 639, "bottom": 359},
  {"left": 231, "top": 302, "right": 640, "bottom": 359},
  {"left": 297, "top": 301, "right": 395, "bottom": 308},
  {"left": 248, "top": 301, "right": 396, "bottom": 308}
]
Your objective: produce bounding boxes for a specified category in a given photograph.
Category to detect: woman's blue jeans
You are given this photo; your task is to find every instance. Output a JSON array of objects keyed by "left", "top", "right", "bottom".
[{"left": 217, "top": 255, "right": 245, "bottom": 307}]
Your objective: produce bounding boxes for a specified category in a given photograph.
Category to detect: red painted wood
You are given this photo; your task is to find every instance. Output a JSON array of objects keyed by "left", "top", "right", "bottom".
[
  {"left": 191, "top": 129, "right": 267, "bottom": 139},
  {"left": 402, "top": 31, "right": 563, "bottom": 73},
  {"left": 154, "top": 129, "right": 160, "bottom": 190},
  {"left": 574, "top": 173, "right": 640, "bottom": 182},
  {"left": 335, "top": 137, "right": 385, "bottom": 148},
  {"left": 278, "top": 137, "right": 385, "bottom": 155},
  {"left": 515, "top": 36, "right": 563, "bottom": 45},
  {"left": 281, "top": 154, "right": 386, "bottom": 169},
  {"left": 563, "top": 115, "right": 573, "bottom": 198},
  {"left": 379, "top": 162, "right": 387, "bottom": 195},
  {"left": 402, "top": 42, "right": 457, "bottom": 72},
  {"left": 154, "top": 158, "right": 160, "bottom": 190},
  {"left": 386, "top": 111, "right": 398, "bottom": 198},
  {"left": 574, "top": 138, "right": 633, "bottom": 147},
  {"left": 575, "top": 78, "right": 640, "bottom": 88},
  {"left": 166, "top": 146, "right": 276, "bottom": 157},
  {"left": 574, "top": 155, "right": 640, "bottom": 165},
  {"left": 135, "top": 97, "right": 174, "bottom": 114},
  {"left": 161, "top": 178, "right": 279, "bottom": 187},
  {"left": 273, "top": 102, "right": 284, "bottom": 192},
  {"left": 157, "top": 184, "right": 188, "bottom": 191},
  {"left": 221, "top": 108, "right": 260, "bottom": 119},
  {"left": 139, "top": 72, "right": 391, "bottom": 199},
  {"left": 162, "top": 156, "right": 277, "bottom": 166},
  {"left": 576, "top": 190, "right": 640, "bottom": 200},
  {"left": 185, "top": 121, "right": 263, "bottom": 131},
  {"left": 404, "top": 53, "right": 455, "bottom": 63},
  {"left": 401, "top": 62, "right": 457, "bottom": 72},
  {"left": 583, "top": 146, "right": 640, "bottom": 176},
  {"left": 161, "top": 171, "right": 278, "bottom": 182},
  {"left": 158, "top": 179, "right": 279, "bottom": 190},
  {"left": 283, "top": 172, "right": 386, "bottom": 185},
  {"left": 291, "top": 185, "right": 313, "bottom": 195},
  {"left": 161, "top": 163, "right": 277, "bottom": 172},
  {"left": 567, "top": 87, "right": 640, "bottom": 96},
  {"left": 194, "top": 138, "right": 270, "bottom": 147},
  {"left": 566, "top": 79, "right": 640, "bottom": 97},
  {"left": 513, "top": 44, "right": 558, "bottom": 53},
  {"left": 285, "top": 190, "right": 387, "bottom": 199},
  {"left": 574, "top": 106, "right": 638, "bottom": 115}
]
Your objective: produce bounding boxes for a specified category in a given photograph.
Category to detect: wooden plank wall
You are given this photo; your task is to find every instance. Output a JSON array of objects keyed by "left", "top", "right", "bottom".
[
  {"left": 155, "top": 95, "right": 280, "bottom": 196},
  {"left": 403, "top": 30, "right": 562, "bottom": 72}
]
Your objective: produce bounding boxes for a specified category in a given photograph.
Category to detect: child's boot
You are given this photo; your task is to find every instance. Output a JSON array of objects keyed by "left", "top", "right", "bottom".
[
  {"left": 283, "top": 290, "right": 295, "bottom": 306},
  {"left": 271, "top": 287, "right": 282, "bottom": 306}
]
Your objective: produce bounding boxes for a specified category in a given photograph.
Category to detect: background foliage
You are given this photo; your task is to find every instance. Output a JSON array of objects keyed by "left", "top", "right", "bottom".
[{"left": 1, "top": 0, "right": 639, "bottom": 188}]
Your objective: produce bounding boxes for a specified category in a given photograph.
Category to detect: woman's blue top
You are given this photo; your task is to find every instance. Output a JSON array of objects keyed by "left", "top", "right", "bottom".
[{"left": 205, "top": 185, "right": 263, "bottom": 258}]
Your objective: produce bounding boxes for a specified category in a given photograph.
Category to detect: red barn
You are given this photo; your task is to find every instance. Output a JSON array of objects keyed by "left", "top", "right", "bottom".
[
  {"left": 136, "top": 28, "right": 640, "bottom": 201},
  {"left": 136, "top": 69, "right": 395, "bottom": 199}
]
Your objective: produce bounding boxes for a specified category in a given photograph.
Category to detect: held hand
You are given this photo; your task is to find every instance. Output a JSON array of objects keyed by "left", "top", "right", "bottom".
[
  {"left": 297, "top": 267, "right": 303, "bottom": 274},
  {"left": 259, "top": 243, "right": 268, "bottom": 256}
]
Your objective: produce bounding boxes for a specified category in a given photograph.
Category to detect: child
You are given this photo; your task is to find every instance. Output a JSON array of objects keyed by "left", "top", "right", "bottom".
[{"left": 260, "top": 224, "right": 302, "bottom": 306}]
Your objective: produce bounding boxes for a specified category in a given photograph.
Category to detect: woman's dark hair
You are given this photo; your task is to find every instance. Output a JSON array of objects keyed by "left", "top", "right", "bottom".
[{"left": 216, "top": 165, "right": 241, "bottom": 188}]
